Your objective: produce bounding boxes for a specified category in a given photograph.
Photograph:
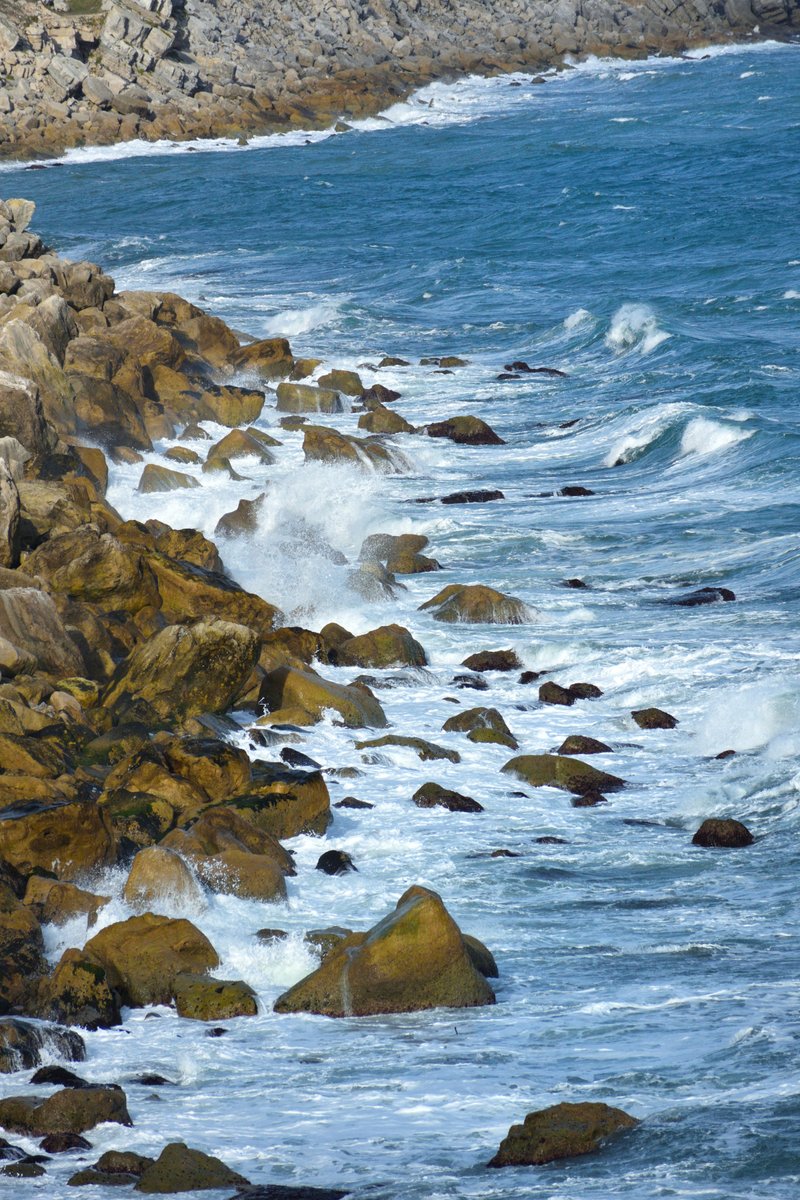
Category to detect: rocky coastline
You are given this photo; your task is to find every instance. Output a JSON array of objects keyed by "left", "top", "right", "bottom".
[
  {"left": 0, "top": 191, "right": 761, "bottom": 1189},
  {"left": 0, "top": 0, "right": 797, "bottom": 161}
]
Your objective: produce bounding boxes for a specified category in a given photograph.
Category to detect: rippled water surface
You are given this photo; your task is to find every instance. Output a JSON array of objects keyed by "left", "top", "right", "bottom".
[{"left": 3, "top": 41, "right": 800, "bottom": 1199}]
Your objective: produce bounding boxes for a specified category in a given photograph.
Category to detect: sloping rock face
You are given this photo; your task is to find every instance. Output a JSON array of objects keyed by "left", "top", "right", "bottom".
[
  {"left": 488, "top": 1101, "right": 639, "bottom": 1167},
  {"left": 0, "top": 0, "right": 793, "bottom": 160},
  {"left": 273, "top": 885, "right": 496, "bottom": 1017}
]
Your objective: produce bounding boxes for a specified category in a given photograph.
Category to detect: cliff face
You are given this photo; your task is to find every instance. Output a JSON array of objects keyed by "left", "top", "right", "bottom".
[{"left": 0, "top": 0, "right": 797, "bottom": 157}]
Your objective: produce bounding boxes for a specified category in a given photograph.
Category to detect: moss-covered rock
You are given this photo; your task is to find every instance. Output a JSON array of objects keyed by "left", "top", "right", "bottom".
[
  {"left": 557, "top": 735, "right": 612, "bottom": 755},
  {"left": 259, "top": 666, "right": 387, "bottom": 729},
  {"left": 228, "top": 763, "right": 332, "bottom": 841},
  {"left": 357, "top": 404, "right": 414, "bottom": 435},
  {"left": 276, "top": 383, "right": 342, "bottom": 414},
  {"left": 173, "top": 974, "right": 258, "bottom": 1021},
  {"left": 424, "top": 415, "right": 504, "bottom": 445},
  {"left": 419, "top": 584, "right": 530, "bottom": 624},
  {"left": 38, "top": 948, "right": 122, "bottom": 1030},
  {"left": 317, "top": 368, "right": 364, "bottom": 396},
  {"left": 0, "top": 1085, "right": 131, "bottom": 1136},
  {"left": 0, "top": 1018, "right": 84, "bottom": 1075},
  {"left": 501, "top": 754, "right": 625, "bottom": 797},
  {"left": 488, "top": 1100, "right": 639, "bottom": 1167},
  {"left": 135, "top": 1141, "right": 249, "bottom": 1193},
  {"left": 302, "top": 425, "right": 408, "bottom": 473},
  {"left": 356, "top": 735, "right": 460, "bottom": 763},
  {"left": 84, "top": 914, "right": 219, "bottom": 1007},
  {"left": 274, "top": 886, "right": 495, "bottom": 1017},
  {"left": 0, "top": 799, "right": 116, "bottom": 881},
  {"left": 461, "top": 649, "right": 522, "bottom": 672},
  {"left": 334, "top": 623, "right": 427, "bottom": 668},
  {"left": 442, "top": 706, "right": 517, "bottom": 748}
]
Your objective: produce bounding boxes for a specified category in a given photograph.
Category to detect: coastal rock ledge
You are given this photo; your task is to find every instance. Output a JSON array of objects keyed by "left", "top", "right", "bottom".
[{"left": 0, "top": 0, "right": 797, "bottom": 159}]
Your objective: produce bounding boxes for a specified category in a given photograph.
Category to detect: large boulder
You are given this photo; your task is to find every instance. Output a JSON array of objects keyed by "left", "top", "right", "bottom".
[
  {"left": 229, "top": 763, "right": 332, "bottom": 841},
  {"left": 273, "top": 885, "right": 495, "bottom": 1017},
  {"left": 334, "top": 623, "right": 427, "bottom": 668},
  {"left": 123, "top": 846, "right": 206, "bottom": 913},
  {"left": 0, "top": 1086, "right": 131, "bottom": 1136},
  {"left": 0, "top": 885, "right": 47, "bottom": 1010},
  {"left": 0, "top": 461, "right": 19, "bottom": 569},
  {"left": 0, "top": 321, "right": 76, "bottom": 434},
  {"left": 103, "top": 620, "right": 261, "bottom": 723},
  {"left": 233, "top": 336, "right": 293, "bottom": 379},
  {"left": 419, "top": 584, "right": 530, "bottom": 624},
  {"left": 38, "top": 948, "right": 122, "bottom": 1030},
  {"left": 302, "top": 425, "right": 408, "bottom": 473},
  {"left": 424, "top": 416, "right": 504, "bottom": 445},
  {"left": 135, "top": 1142, "right": 249, "bottom": 1193},
  {"left": 173, "top": 975, "right": 258, "bottom": 1021},
  {"left": 488, "top": 1101, "right": 639, "bottom": 1167},
  {"left": 0, "top": 370, "right": 55, "bottom": 460},
  {"left": 692, "top": 818, "right": 754, "bottom": 848},
  {"left": 23, "top": 877, "right": 110, "bottom": 926},
  {"left": 276, "top": 382, "right": 342, "bottom": 414},
  {"left": 259, "top": 666, "right": 387, "bottom": 729},
  {"left": 0, "top": 799, "right": 116, "bottom": 881},
  {"left": 161, "top": 806, "right": 293, "bottom": 902},
  {"left": 84, "top": 913, "right": 219, "bottom": 1007},
  {"left": 0, "top": 587, "right": 85, "bottom": 676},
  {"left": 25, "top": 527, "right": 160, "bottom": 615},
  {"left": 501, "top": 754, "right": 625, "bottom": 797},
  {"left": 0, "top": 1019, "right": 84, "bottom": 1074},
  {"left": 146, "top": 553, "right": 281, "bottom": 637}
]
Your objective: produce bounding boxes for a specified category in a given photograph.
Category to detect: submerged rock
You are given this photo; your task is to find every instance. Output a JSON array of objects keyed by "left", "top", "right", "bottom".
[
  {"left": 419, "top": 584, "right": 530, "bottom": 624},
  {"left": 631, "top": 707, "right": 678, "bottom": 730},
  {"left": 0, "top": 1019, "right": 84, "bottom": 1075},
  {"left": 355, "top": 735, "right": 459, "bottom": 763},
  {"left": 488, "top": 1100, "right": 638, "bottom": 1167},
  {"left": 669, "top": 586, "right": 735, "bottom": 606},
  {"left": 502, "top": 754, "right": 625, "bottom": 796},
  {"left": 274, "top": 886, "right": 495, "bottom": 1017},
  {"left": 692, "top": 818, "right": 754, "bottom": 848},
  {"left": 316, "top": 850, "right": 357, "bottom": 875},
  {"left": 412, "top": 782, "right": 483, "bottom": 813}
]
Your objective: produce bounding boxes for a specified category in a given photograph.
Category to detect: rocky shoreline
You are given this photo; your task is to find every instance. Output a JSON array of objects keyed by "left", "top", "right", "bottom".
[{"left": 0, "top": 0, "right": 797, "bottom": 160}]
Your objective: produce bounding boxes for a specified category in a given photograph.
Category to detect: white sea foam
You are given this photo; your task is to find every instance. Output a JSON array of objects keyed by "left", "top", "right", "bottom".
[
  {"left": 678, "top": 416, "right": 753, "bottom": 457},
  {"left": 563, "top": 306, "right": 594, "bottom": 330},
  {"left": 605, "top": 303, "right": 671, "bottom": 354},
  {"left": 783, "top": 289, "right": 800, "bottom": 300},
  {"left": 261, "top": 300, "right": 343, "bottom": 337},
  {"left": 693, "top": 681, "right": 800, "bottom": 755}
]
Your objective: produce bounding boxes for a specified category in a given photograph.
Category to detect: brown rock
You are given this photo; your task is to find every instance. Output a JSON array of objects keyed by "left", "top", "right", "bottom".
[
  {"left": 23, "top": 877, "right": 109, "bottom": 926},
  {"left": 259, "top": 665, "right": 387, "bottom": 729},
  {"left": 461, "top": 649, "right": 522, "bottom": 672},
  {"left": 137, "top": 464, "right": 200, "bottom": 494},
  {"left": 174, "top": 975, "right": 258, "bottom": 1021},
  {"left": 539, "top": 681, "right": 575, "bottom": 707},
  {"left": 135, "top": 1141, "right": 249, "bottom": 1193},
  {"left": 334, "top": 623, "right": 427, "bottom": 668},
  {"left": 233, "top": 336, "right": 293, "bottom": 379},
  {"left": 0, "top": 799, "right": 115, "bottom": 881},
  {"left": 488, "top": 1100, "right": 639, "bottom": 1167},
  {"left": 84, "top": 913, "right": 219, "bottom": 1007},
  {"left": 122, "top": 846, "right": 206, "bottom": 913},
  {"left": 557, "top": 735, "right": 613, "bottom": 755},
  {"left": 631, "top": 707, "right": 678, "bottom": 729},
  {"left": 412, "top": 782, "right": 483, "bottom": 813},
  {"left": 692, "top": 818, "right": 754, "bottom": 848},
  {"left": 419, "top": 584, "right": 529, "bottom": 624},
  {"left": 425, "top": 416, "right": 504, "bottom": 445},
  {"left": 0, "top": 1086, "right": 131, "bottom": 1136},
  {"left": 39, "top": 948, "right": 122, "bottom": 1030},
  {"left": 501, "top": 754, "right": 625, "bottom": 796}
]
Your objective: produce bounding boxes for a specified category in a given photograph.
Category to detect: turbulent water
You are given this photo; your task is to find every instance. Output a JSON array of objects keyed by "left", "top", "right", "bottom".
[{"left": 3, "top": 41, "right": 800, "bottom": 1199}]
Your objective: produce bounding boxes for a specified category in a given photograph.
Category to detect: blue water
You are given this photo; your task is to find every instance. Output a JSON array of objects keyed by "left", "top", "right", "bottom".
[{"left": 3, "top": 41, "right": 800, "bottom": 1200}]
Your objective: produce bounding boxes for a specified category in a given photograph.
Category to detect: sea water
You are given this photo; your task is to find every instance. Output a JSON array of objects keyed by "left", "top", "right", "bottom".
[{"left": 2, "top": 41, "right": 800, "bottom": 1199}]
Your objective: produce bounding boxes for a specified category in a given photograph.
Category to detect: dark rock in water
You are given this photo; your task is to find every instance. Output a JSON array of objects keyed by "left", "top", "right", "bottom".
[
  {"left": 361, "top": 383, "right": 400, "bottom": 406},
  {"left": 503, "top": 362, "right": 568, "bottom": 377},
  {"left": 496, "top": 372, "right": 522, "bottom": 380},
  {"left": 30, "top": 1066, "right": 88, "bottom": 1088},
  {"left": 424, "top": 416, "right": 505, "bottom": 446},
  {"left": 715, "top": 749, "right": 736, "bottom": 760},
  {"left": 562, "top": 578, "right": 588, "bottom": 589},
  {"left": 503, "top": 754, "right": 625, "bottom": 796},
  {"left": 452, "top": 673, "right": 489, "bottom": 691},
  {"left": 571, "top": 792, "right": 608, "bottom": 807},
  {"left": 334, "top": 797, "right": 374, "bottom": 810},
  {"left": 488, "top": 1100, "right": 639, "bottom": 1167},
  {"left": 255, "top": 929, "right": 289, "bottom": 945},
  {"left": 0, "top": 1020, "right": 85, "bottom": 1075},
  {"left": 356, "top": 734, "right": 459, "bottom": 763},
  {"left": 670, "top": 586, "right": 736, "bottom": 607},
  {"left": 557, "top": 485, "right": 594, "bottom": 497},
  {"left": 539, "top": 681, "right": 575, "bottom": 707},
  {"left": 535, "top": 836, "right": 568, "bottom": 845},
  {"left": 316, "top": 850, "right": 358, "bottom": 876},
  {"left": 559, "top": 418, "right": 580, "bottom": 429},
  {"left": 94, "top": 1149, "right": 153, "bottom": 1177},
  {"left": 0, "top": 1137, "right": 25, "bottom": 1161},
  {"left": 280, "top": 747, "right": 322, "bottom": 770},
  {"left": 231, "top": 1185, "right": 349, "bottom": 1199},
  {"left": 440, "top": 489, "right": 505, "bottom": 505},
  {"left": 412, "top": 782, "right": 484, "bottom": 813},
  {"left": 519, "top": 670, "right": 546, "bottom": 685},
  {"left": 135, "top": 1142, "right": 249, "bottom": 1193},
  {"left": 631, "top": 707, "right": 678, "bottom": 730},
  {"left": 69, "top": 1167, "right": 138, "bottom": 1186},
  {"left": 39, "top": 1132, "right": 91, "bottom": 1153},
  {"left": 557, "top": 735, "right": 612, "bottom": 755},
  {"left": 130, "top": 1074, "right": 174, "bottom": 1087},
  {"left": 461, "top": 649, "right": 522, "bottom": 672},
  {"left": 377, "top": 356, "right": 410, "bottom": 368},
  {"left": 2, "top": 1161, "right": 46, "bottom": 1177},
  {"left": 490, "top": 849, "right": 521, "bottom": 858},
  {"left": 206, "top": 1028, "right": 227, "bottom": 1038},
  {"left": 569, "top": 682, "right": 603, "bottom": 700},
  {"left": 305, "top": 928, "right": 353, "bottom": 959},
  {"left": 692, "top": 818, "right": 754, "bottom": 848}
]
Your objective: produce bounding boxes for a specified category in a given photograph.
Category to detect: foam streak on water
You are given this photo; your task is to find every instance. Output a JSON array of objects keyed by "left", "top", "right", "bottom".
[{"left": 3, "top": 41, "right": 800, "bottom": 1200}]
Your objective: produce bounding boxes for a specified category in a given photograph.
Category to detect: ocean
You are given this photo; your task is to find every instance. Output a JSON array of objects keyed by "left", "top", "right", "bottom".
[{"left": 2, "top": 40, "right": 800, "bottom": 1198}]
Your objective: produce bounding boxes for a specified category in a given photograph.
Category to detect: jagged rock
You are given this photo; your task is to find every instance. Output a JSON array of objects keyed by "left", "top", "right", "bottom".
[
  {"left": 173, "top": 975, "right": 258, "bottom": 1021},
  {"left": 259, "top": 666, "right": 387, "bottom": 729},
  {"left": 488, "top": 1101, "right": 639, "bottom": 1167},
  {"left": 84, "top": 913, "right": 219, "bottom": 1007},
  {"left": 0, "top": 1086, "right": 131, "bottom": 1136},
  {"left": 461, "top": 649, "right": 521, "bottom": 672},
  {"left": 333, "top": 624, "right": 427, "bottom": 668},
  {"left": 501, "top": 754, "right": 625, "bottom": 797},
  {"left": 206, "top": 428, "right": 277, "bottom": 466},
  {"left": 123, "top": 846, "right": 206, "bottom": 913},
  {"left": 135, "top": 1142, "right": 249, "bottom": 1193},
  {"left": 227, "top": 763, "right": 332, "bottom": 841},
  {"left": 424, "top": 416, "right": 504, "bottom": 445},
  {"left": 0, "top": 1019, "right": 84, "bottom": 1075},
  {"left": 145, "top": 551, "right": 281, "bottom": 637},
  {"left": 692, "top": 818, "right": 754, "bottom": 848},
  {"left": 419, "top": 584, "right": 530, "bottom": 624},
  {"left": 0, "top": 370, "right": 56, "bottom": 460},
  {"left": 103, "top": 620, "right": 261, "bottom": 723},
  {"left": 0, "top": 799, "right": 116, "bottom": 881},
  {"left": 412, "top": 782, "right": 483, "bottom": 813},
  {"left": 25, "top": 527, "right": 160, "bottom": 615},
  {"left": 138, "top": 463, "right": 200, "bottom": 493},
  {"left": 0, "top": 461, "right": 19, "bottom": 570},
  {"left": 233, "top": 337, "right": 293, "bottom": 380},
  {"left": 23, "top": 877, "right": 110, "bottom": 926},
  {"left": 214, "top": 495, "right": 266, "bottom": 538},
  {"left": 0, "top": 588, "right": 84, "bottom": 676},
  {"left": 356, "top": 735, "right": 459, "bottom": 763},
  {"left": 274, "top": 886, "right": 495, "bottom": 1017},
  {"left": 631, "top": 707, "right": 678, "bottom": 729}
]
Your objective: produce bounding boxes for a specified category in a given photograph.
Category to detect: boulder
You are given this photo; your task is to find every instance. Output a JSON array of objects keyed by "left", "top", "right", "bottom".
[
  {"left": 160, "top": 737, "right": 252, "bottom": 804},
  {"left": 424, "top": 416, "right": 504, "bottom": 445},
  {"left": 631, "top": 707, "right": 678, "bottom": 729},
  {"left": 0, "top": 887, "right": 47, "bottom": 1010},
  {"left": 135, "top": 1142, "right": 249, "bottom": 1193},
  {"left": 206, "top": 428, "right": 276, "bottom": 466},
  {"left": 461, "top": 649, "right": 522, "bottom": 672},
  {"left": 0, "top": 1086, "right": 131, "bottom": 1136},
  {"left": 359, "top": 532, "right": 439, "bottom": 575},
  {"left": 145, "top": 554, "right": 281, "bottom": 638},
  {"left": 488, "top": 1101, "right": 639, "bottom": 1167},
  {"left": 173, "top": 975, "right": 258, "bottom": 1021},
  {"left": 0, "top": 321, "right": 76, "bottom": 434},
  {"left": 539, "top": 681, "right": 575, "bottom": 707},
  {"left": 0, "top": 799, "right": 116, "bottom": 881},
  {"left": 274, "top": 886, "right": 495, "bottom": 1017},
  {"left": 442, "top": 706, "right": 517, "bottom": 748},
  {"left": 692, "top": 818, "right": 754, "bottom": 848},
  {"left": 0, "top": 462, "right": 19, "bottom": 570},
  {"left": 501, "top": 754, "right": 625, "bottom": 797},
  {"left": 334, "top": 624, "right": 427, "bottom": 668},
  {"left": 233, "top": 337, "right": 293, "bottom": 379},
  {"left": 0, "top": 587, "right": 84, "bottom": 676},
  {"left": 567, "top": 682, "right": 603, "bottom": 700},
  {"left": 317, "top": 369, "right": 363, "bottom": 396},
  {"left": 138, "top": 464, "right": 200, "bottom": 494},
  {"left": 123, "top": 846, "right": 206, "bottom": 913},
  {"left": 214, "top": 495, "right": 265, "bottom": 538},
  {"left": 0, "top": 371, "right": 57, "bottom": 460},
  {"left": 228, "top": 764, "right": 332, "bottom": 841},
  {"left": 276, "top": 382, "right": 342, "bottom": 414},
  {"left": 356, "top": 735, "right": 460, "bottom": 763},
  {"left": 302, "top": 425, "right": 407, "bottom": 473},
  {"left": 419, "top": 584, "right": 530, "bottom": 624},
  {"left": 25, "top": 527, "right": 160, "bottom": 615},
  {"left": 38, "top": 949, "right": 121, "bottom": 1030},
  {"left": 23, "top": 877, "right": 110, "bottom": 926},
  {"left": 259, "top": 666, "right": 387, "bottom": 729},
  {"left": 316, "top": 850, "right": 357, "bottom": 875},
  {"left": 84, "top": 913, "right": 219, "bottom": 1007},
  {"left": 412, "top": 782, "right": 483, "bottom": 813},
  {"left": 0, "top": 1019, "right": 84, "bottom": 1075},
  {"left": 557, "top": 735, "right": 612, "bottom": 755},
  {"left": 103, "top": 620, "right": 261, "bottom": 724},
  {"left": 357, "top": 405, "right": 414, "bottom": 435}
]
